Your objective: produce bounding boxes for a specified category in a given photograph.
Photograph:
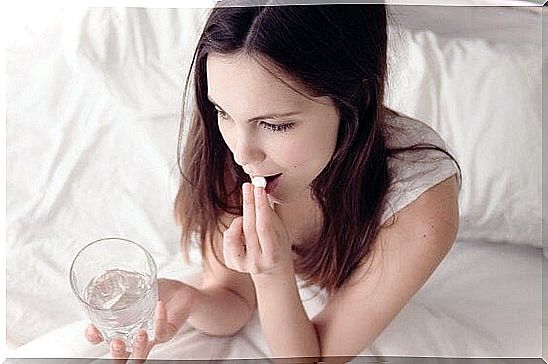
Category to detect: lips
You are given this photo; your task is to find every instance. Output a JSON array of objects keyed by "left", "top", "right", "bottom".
[
  {"left": 264, "top": 173, "right": 281, "bottom": 182},
  {"left": 265, "top": 173, "right": 282, "bottom": 193}
]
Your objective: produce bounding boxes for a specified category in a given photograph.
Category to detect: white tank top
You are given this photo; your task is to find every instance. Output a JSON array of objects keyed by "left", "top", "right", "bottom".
[
  {"left": 380, "top": 112, "right": 462, "bottom": 226},
  {"left": 298, "top": 112, "right": 462, "bottom": 312}
]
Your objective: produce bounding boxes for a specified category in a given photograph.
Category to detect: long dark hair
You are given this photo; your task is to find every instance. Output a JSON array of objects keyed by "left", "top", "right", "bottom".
[{"left": 174, "top": 2, "right": 462, "bottom": 296}]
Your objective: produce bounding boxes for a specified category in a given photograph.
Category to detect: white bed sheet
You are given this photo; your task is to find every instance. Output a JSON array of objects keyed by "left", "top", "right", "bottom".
[
  {"left": 6, "top": 4, "right": 543, "bottom": 360},
  {"left": 9, "top": 239, "right": 542, "bottom": 359}
]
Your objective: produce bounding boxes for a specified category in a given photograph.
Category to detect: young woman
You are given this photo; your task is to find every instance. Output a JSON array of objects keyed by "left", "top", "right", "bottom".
[{"left": 86, "top": 2, "right": 462, "bottom": 362}]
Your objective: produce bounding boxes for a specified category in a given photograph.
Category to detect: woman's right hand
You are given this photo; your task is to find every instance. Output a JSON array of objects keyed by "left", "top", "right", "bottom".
[{"left": 85, "top": 278, "right": 197, "bottom": 362}]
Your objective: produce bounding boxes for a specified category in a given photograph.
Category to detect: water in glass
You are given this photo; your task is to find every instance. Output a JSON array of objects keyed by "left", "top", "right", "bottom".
[{"left": 83, "top": 268, "right": 158, "bottom": 351}]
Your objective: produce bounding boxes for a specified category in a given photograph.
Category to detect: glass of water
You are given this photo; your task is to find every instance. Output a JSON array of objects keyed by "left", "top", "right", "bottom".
[{"left": 69, "top": 237, "right": 158, "bottom": 352}]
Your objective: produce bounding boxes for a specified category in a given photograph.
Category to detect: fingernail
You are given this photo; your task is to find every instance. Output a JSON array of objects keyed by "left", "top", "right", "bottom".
[
  {"left": 136, "top": 332, "right": 146, "bottom": 343},
  {"left": 254, "top": 186, "right": 262, "bottom": 198},
  {"left": 112, "top": 341, "right": 123, "bottom": 351}
]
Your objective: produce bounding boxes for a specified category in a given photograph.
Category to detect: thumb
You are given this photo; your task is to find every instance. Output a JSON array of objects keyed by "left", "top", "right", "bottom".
[
  {"left": 154, "top": 300, "right": 177, "bottom": 343},
  {"left": 84, "top": 324, "right": 103, "bottom": 345}
]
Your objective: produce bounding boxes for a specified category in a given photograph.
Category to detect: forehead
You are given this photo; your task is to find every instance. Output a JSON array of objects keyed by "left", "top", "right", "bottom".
[{"left": 206, "top": 53, "right": 312, "bottom": 108}]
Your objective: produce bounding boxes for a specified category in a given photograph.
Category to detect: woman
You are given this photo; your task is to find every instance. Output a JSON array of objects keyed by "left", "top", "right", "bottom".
[{"left": 86, "top": 2, "right": 462, "bottom": 362}]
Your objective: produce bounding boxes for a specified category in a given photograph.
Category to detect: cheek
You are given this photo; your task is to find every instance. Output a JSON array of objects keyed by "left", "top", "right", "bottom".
[
  {"left": 271, "top": 130, "right": 337, "bottom": 173},
  {"left": 304, "top": 132, "right": 338, "bottom": 174},
  {"left": 297, "top": 133, "right": 337, "bottom": 163},
  {"left": 277, "top": 144, "right": 323, "bottom": 175},
  {"left": 272, "top": 140, "right": 306, "bottom": 165}
]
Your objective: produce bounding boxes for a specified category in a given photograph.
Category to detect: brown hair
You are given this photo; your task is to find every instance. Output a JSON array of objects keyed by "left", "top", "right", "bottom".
[{"left": 174, "top": 2, "right": 462, "bottom": 296}]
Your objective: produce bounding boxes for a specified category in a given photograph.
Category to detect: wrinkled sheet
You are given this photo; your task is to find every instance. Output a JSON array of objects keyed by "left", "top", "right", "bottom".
[{"left": 9, "top": 240, "right": 542, "bottom": 359}]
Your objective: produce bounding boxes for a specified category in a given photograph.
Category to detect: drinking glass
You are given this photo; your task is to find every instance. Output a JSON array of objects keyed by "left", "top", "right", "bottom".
[{"left": 69, "top": 237, "right": 158, "bottom": 352}]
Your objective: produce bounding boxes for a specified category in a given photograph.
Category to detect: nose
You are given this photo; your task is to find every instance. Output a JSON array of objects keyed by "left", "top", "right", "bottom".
[{"left": 231, "top": 130, "right": 266, "bottom": 169}]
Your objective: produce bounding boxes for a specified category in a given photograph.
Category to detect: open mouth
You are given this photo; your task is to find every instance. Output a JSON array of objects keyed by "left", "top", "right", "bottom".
[
  {"left": 264, "top": 173, "right": 282, "bottom": 183},
  {"left": 265, "top": 173, "right": 282, "bottom": 193}
]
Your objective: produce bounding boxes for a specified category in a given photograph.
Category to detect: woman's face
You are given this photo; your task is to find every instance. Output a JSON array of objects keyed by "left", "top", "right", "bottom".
[{"left": 206, "top": 53, "right": 340, "bottom": 205}]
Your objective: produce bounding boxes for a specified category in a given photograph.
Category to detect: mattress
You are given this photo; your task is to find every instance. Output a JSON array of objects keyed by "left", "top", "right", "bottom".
[{"left": 6, "top": 3, "right": 543, "bottom": 361}]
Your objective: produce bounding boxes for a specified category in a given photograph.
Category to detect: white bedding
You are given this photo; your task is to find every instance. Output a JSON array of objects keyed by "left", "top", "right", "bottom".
[
  {"left": 6, "top": 4, "right": 543, "bottom": 360},
  {"left": 10, "top": 240, "right": 543, "bottom": 359}
]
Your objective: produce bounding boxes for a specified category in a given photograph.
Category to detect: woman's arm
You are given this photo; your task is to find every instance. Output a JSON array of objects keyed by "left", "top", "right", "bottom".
[
  {"left": 187, "top": 226, "right": 258, "bottom": 336},
  {"left": 252, "top": 272, "right": 320, "bottom": 362},
  {"left": 247, "top": 175, "right": 457, "bottom": 361},
  {"left": 186, "top": 285, "right": 254, "bottom": 336},
  {"left": 312, "top": 175, "right": 460, "bottom": 361},
  {"left": 219, "top": 175, "right": 457, "bottom": 360},
  {"left": 219, "top": 183, "right": 321, "bottom": 361}
]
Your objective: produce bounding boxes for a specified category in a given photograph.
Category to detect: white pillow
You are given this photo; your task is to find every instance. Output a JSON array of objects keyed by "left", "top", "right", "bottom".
[
  {"left": 55, "top": 7, "right": 543, "bottom": 248},
  {"left": 385, "top": 24, "right": 541, "bottom": 247}
]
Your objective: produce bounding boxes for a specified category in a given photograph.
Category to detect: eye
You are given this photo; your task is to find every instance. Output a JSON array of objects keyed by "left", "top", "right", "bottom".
[
  {"left": 261, "top": 122, "right": 295, "bottom": 133},
  {"left": 215, "top": 109, "right": 230, "bottom": 121}
]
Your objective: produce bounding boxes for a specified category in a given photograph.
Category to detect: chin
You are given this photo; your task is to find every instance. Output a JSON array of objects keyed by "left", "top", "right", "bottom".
[
  {"left": 267, "top": 192, "right": 284, "bottom": 205},
  {"left": 269, "top": 190, "right": 307, "bottom": 206}
]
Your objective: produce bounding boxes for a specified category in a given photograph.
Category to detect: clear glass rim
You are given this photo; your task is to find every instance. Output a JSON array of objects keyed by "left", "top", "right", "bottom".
[{"left": 69, "top": 237, "right": 158, "bottom": 312}]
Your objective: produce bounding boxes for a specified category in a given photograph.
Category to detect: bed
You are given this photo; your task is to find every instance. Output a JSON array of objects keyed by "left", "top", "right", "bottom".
[{"left": 6, "top": 2, "right": 544, "bottom": 362}]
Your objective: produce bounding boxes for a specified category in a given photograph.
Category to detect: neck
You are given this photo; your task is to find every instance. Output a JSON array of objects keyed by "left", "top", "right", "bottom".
[{"left": 273, "top": 190, "right": 323, "bottom": 247}]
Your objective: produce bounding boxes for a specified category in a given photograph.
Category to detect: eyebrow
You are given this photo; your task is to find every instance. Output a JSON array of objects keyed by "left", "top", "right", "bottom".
[{"left": 207, "top": 95, "right": 302, "bottom": 122}]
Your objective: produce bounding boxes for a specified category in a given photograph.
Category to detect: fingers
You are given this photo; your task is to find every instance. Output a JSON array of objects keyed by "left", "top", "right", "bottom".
[
  {"left": 242, "top": 182, "right": 261, "bottom": 257},
  {"left": 109, "top": 338, "right": 131, "bottom": 364},
  {"left": 154, "top": 300, "right": 178, "bottom": 343},
  {"left": 109, "top": 331, "right": 154, "bottom": 364},
  {"left": 85, "top": 324, "right": 103, "bottom": 345},
  {"left": 224, "top": 183, "right": 288, "bottom": 275},
  {"left": 131, "top": 330, "right": 155, "bottom": 363},
  {"left": 154, "top": 299, "right": 168, "bottom": 341},
  {"left": 87, "top": 323, "right": 156, "bottom": 363},
  {"left": 253, "top": 185, "right": 277, "bottom": 257}
]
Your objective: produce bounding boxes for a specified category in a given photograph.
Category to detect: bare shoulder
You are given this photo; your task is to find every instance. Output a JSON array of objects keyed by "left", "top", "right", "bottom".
[
  {"left": 351, "top": 173, "right": 459, "bottom": 290},
  {"left": 380, "top": 173, "right": 459, "bottom": 239},
  {"left": 311, "top": 174, "right": 459, "bottom": 356}
]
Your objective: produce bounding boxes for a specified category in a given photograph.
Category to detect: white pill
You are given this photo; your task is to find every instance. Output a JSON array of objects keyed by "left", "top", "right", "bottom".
[{"left": 251, "top": 176, "right": 267, "bottom": 188}]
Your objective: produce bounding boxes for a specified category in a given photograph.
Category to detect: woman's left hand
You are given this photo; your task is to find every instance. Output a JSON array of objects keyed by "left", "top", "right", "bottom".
[{"left": 222, "top": 182, "right": 294, "bottom": 279}]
